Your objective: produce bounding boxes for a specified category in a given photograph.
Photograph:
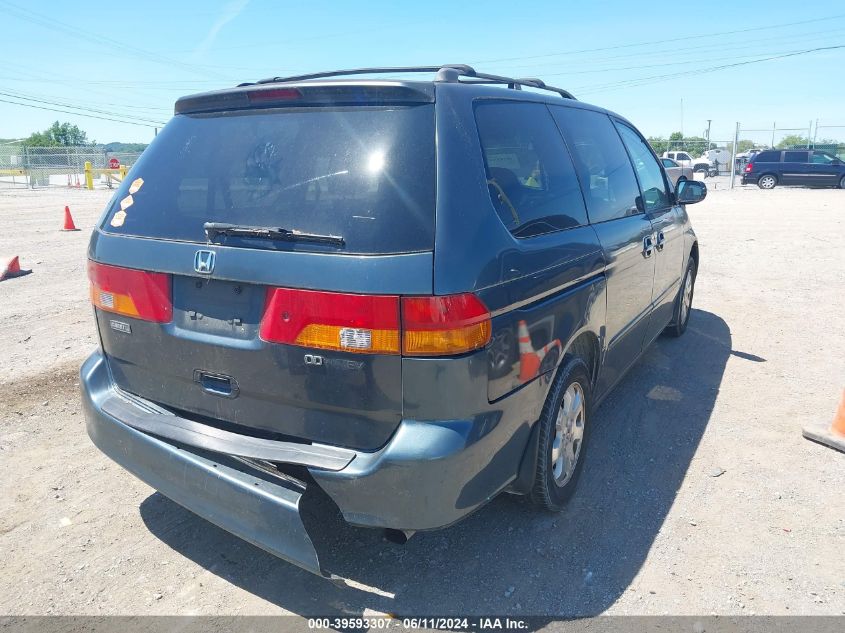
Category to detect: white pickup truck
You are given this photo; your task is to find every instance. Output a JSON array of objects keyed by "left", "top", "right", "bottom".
[{"left": 663, "top": 149, "right": 732, "bottom": 174}]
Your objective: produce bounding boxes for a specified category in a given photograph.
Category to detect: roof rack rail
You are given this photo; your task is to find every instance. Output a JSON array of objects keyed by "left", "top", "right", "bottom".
[{"left": 244, "top": 64, "right": 575, "bottom": 100}]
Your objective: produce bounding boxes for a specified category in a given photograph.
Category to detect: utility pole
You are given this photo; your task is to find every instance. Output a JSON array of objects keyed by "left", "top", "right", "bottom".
[
  {"left": 705, "top": 120, "right": 712, "bottom": 149},
  {"left": 730, "top": 122, "right": 740, "bottom": 190},
  {"left": 771, "top": 122, "right": 776, "bottom": 148},
  {"left": 808, "top": 120, "right": 813, "bottom": 148},
  {"left": 680, "top": 98, "right": 684, "bottom": 137}
]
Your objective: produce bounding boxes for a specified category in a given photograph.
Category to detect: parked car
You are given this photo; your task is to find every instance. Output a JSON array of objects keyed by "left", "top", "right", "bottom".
[
  {"left": 742, "top": 149, "right": 845, "bottom": 189},
  {"left": 662, "top": 150, "right": 694, "bottom": 168},
  {"left": 81, "top": 64, "right": 706, "bottom": 577},
  {"left": 660, "top": 157, "right": 694, "bottom": 186}
]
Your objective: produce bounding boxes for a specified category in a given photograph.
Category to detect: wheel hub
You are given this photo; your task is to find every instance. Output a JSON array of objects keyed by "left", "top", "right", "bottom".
[{"left": 551, "top": 382, "right": 585, "bottom": 487}]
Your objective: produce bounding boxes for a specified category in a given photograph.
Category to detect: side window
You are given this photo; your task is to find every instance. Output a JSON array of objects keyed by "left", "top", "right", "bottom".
[
  {"left": 677, "top": 153, "right": 691, "bottom": 161},
  {"left": 474, "top": 102, "right": 589, "bottom": 238},
  {"left": 661, "top": 158, "right": 678, "bottom": 168},
  {"left": 784, "top": 151, "right": 809, "bottom": 163},
  {"left": 811, "top": 152, "right": 834, "bottom": 164},
  {"left": 550, "top": 107, "right": 641, "bottom": 224},
  {"left": 755, "top": 151, "right": 780, "bottom": 162},
  {"left": 614, "top": 121, "right": 671, "bottom": 212}
]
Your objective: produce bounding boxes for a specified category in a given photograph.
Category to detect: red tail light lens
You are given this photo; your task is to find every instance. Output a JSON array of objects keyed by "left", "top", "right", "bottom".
[
  {"left": 260, "top": 288, "right": 401, "bottom": 354},
  {"left": 88, "top": 261, "right": 172, "bottom": 323},
  {"left": 744, "top": 163, "right": 753, "bottom": 172},
  {"left": 259, "top": 289, "right": 492, "bottom": 356},
  {"left": 402, "top": 294, "right": 491, "bottom": 356}
]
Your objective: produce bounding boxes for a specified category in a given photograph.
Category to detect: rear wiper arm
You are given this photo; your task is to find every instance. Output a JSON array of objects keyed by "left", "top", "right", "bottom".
[{"left": 203, "top": 222, "right": 345, "bottom": 247}]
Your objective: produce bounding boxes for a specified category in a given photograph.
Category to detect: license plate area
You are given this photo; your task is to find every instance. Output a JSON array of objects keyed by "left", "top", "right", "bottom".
[{"left": 172, "top": 276, "right": 264, "bottom": 340}]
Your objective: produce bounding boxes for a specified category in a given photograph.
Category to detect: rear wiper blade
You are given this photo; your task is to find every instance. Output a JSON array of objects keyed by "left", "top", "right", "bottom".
[{"left": 203, "top": 222, "right": 345, "bottom": 247}]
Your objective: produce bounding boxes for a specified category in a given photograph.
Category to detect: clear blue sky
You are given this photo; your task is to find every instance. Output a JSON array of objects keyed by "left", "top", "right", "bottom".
[{"left": 2, "top": 0, "right": 843, "bottom": 145}]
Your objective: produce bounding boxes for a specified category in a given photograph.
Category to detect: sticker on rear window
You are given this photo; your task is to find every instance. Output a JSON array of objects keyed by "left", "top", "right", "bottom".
[
  {"left": 110, "top": 210, "right": 127, "bottom": 227},
  {"left": 119, "top": 195, "right": 134, "bottom": 211},
  {"left": 128, "top": 178, "right": 144, "bottom": 194}
]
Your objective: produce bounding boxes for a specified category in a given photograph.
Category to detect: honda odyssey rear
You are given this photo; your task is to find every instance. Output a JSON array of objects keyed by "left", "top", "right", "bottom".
[{"left": 82, "top": 65, "right": 702, "bottom": 577}]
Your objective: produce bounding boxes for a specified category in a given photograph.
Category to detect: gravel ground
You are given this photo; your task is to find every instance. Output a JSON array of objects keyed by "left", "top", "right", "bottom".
[{"left": 0, "top": 183, "right": 843, "bottom": 617}]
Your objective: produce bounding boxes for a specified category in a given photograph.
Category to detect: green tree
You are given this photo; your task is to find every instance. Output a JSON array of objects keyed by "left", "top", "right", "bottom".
[
  {"left": 776, "top": 134, "right": 809, "bottom": 149},
  {"left": 647, "top": 136, "right": 668, "bottom": 155},
  {"left": 23, "top": 121, "right": 89, "bottom": 147}
]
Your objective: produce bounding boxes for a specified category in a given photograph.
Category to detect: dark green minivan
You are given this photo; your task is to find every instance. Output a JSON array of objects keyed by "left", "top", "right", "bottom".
[{"left": 81, "top": 65, "right": 706, "bottom": 577}]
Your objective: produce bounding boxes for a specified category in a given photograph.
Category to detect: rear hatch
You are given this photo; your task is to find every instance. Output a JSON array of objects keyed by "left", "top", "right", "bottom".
[{"left": 90, "top": 84, "right": 436, "bottom": 451}]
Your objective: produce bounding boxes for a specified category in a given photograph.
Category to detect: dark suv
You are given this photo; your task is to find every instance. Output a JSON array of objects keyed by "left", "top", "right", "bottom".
[
  {"left": 742, "top": 148, "right": 845, "bottom": 189},
  {"left": 81, "top": 65, "right": 706, "bottom": 577}
]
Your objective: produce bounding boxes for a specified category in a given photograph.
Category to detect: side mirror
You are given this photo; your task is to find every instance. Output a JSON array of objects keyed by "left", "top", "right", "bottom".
[{"left": 676, "top": 179, "right": 707, "bottom": 205}]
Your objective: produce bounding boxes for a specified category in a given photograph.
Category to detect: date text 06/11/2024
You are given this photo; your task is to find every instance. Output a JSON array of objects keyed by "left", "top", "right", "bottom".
[{"left": 307, "top": 617, "right": 530, "bottom": 630}]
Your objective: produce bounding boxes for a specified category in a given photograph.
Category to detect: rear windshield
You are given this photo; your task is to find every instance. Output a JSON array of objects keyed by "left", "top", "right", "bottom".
[{"left": 101, "top": 105, "right": 435, "bottom": 254}]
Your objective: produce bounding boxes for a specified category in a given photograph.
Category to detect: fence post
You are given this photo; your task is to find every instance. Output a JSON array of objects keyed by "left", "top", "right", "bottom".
[
  {"left": 119, "top": 164, "right": 127, "bottom": 181},
  {"left": 84, "top": 161, "right": 94, "bottom": 190},
  {"left": 23, "top": 145, "right": 33, "bottom": 189},
  {"left": 730, "top": 122, "right": 740, "bottom": 190}
]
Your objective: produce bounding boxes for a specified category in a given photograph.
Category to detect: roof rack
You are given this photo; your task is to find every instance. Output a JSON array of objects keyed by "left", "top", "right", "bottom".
[{"left": 244, "top": 64, "right": 576, "bottom": 100}]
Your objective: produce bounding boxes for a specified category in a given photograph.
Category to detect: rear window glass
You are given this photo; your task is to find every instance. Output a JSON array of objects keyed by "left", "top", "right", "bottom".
[
  {"left": 101, "top": 105, "right": 435, "bottom": 254},
  {"left": 753, "top": 151, "right": 780, "bottom": 162}
]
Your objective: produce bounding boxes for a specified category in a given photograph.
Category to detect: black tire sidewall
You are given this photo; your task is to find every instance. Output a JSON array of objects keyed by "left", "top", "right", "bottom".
[
  {"left": 759, "top": 175, "right": 776, "bottom": 189},
  {"left": 666, "top": 257, "right": 696, "bottom": 337},
  {"left": 531, "top": 357, "right": 593, "bottom": 511}
]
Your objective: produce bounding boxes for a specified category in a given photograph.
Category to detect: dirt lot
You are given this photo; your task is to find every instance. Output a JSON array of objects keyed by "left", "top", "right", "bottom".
[{"left": 0, "top": 183, "right": 843, "bottom": 617}]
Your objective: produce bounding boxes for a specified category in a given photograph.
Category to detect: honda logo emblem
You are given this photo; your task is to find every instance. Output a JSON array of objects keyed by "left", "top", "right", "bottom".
[{"left": 194, "top": 250, "right": 215, "bottom": 275}]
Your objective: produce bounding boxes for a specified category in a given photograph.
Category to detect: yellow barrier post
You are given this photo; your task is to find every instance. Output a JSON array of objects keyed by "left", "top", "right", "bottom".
[
  {"left": 84, "top": 161, "right": 94, "bottom": 190},
  {"left": 119, "top": 165, "right": 128, "bottom": 181}
]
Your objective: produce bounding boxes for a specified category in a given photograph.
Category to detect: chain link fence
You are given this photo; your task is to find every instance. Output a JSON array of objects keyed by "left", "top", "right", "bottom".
[
  {"left": 649, "top": 122, "right": 845, "bottom": 184},
  {"left": 0, "top": 146, "right": 143, "bottom": 189}
]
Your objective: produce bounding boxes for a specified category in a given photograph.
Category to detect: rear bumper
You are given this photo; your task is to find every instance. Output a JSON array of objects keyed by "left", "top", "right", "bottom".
[
  {"left": 82, "top": 350, "right": 541, "bottom": 563},
  {"left": 81, "top": 352, "right": 331, "bottom": 575},
  {"left": 741, "top": 174, "right": 757, "bottom": 185}
]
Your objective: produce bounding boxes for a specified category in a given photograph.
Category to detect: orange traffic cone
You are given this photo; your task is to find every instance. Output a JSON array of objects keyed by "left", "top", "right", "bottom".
[
  {"left": 802, "top": 389, "right": 845, "bottom": 453},
  {"left": 0, "top": 255, "right": 30, "bottom": 281},
  {"left": 61, "top": 206, "right": 80, "bottom": 231}
]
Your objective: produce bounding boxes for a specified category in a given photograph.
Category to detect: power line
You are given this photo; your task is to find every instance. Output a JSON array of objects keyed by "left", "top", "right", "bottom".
[
  {"left": 0, "top": 90, "right": 168, "bottom": 125},
  {"left": 574, "top": 45, "right": 845, "bottom": 95},
  {"left": 0, "top": 97, "right": 163, "bottom": 128},
  {"left": 0, "top": 0, "right": 230, "bottom": 80},
  {"left": 469, "top": 12, "right": 845, "bottom": 65}
]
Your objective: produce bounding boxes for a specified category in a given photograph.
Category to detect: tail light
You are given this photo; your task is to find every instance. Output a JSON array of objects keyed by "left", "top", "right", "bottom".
[
  {"left": 744, "top": 163, "right": 753, "bottom": 173},
  {"left": 260, "top": 288, "right": 400, "bottom": 354},
  {"left": 88, "top": 261, "right": 172, "bottom": 323},
  {"left": 259, "top": 289, "right": 491, "bottom": 356},
  {"left": 401, "top": 295, "right": 491, "bottom": 356}
]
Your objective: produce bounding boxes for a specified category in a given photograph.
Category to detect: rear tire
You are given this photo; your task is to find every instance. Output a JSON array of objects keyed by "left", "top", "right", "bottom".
[
  {"left": 530, "top": 357, "right": 592, "bottom": 512},
  {"left": 840, "top": 175, "right": 845, "bottom": 189},
  {"left": 758, "top": 174, "right": 777, "bottom": 189},
  {"left": 665, "top": 256, "right": 697, "bottom": 338}
]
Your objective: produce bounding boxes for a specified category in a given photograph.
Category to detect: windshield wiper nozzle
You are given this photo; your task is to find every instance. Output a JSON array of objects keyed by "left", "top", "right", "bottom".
[{"left": 203, "top": 222, "right": 345, "bottom": 247}]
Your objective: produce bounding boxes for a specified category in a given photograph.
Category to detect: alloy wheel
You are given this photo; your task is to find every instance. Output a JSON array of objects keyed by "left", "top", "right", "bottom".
[{"left": 551, "top": 382, "right": 585, "bottom": 487}]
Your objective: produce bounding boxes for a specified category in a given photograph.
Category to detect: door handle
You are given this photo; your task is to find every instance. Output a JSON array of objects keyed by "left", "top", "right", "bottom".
[
  {"left": 643, "top": 234, "right": 655, "bottom": 258},
  {"left": 193, "top": 370, "right": 239, "bottom": 398},
  {"left": 655, "top": 230, "right": 666, "bottom": 251}
]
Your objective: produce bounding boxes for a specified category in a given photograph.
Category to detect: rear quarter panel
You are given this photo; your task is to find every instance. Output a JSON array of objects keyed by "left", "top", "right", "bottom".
[{"left": 431, "top": 88, "right": 607, "bottom": 403}]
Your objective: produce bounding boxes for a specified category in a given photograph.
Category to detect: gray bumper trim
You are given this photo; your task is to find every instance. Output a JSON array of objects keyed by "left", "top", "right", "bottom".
[{"left": 99, "top": 394, "right": 355, "bottom": 470}]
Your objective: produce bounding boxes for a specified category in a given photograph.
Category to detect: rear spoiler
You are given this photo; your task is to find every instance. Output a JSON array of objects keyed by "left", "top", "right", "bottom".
[{"left": 175, "top": 83, "right": 435, "bottom": 115}]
